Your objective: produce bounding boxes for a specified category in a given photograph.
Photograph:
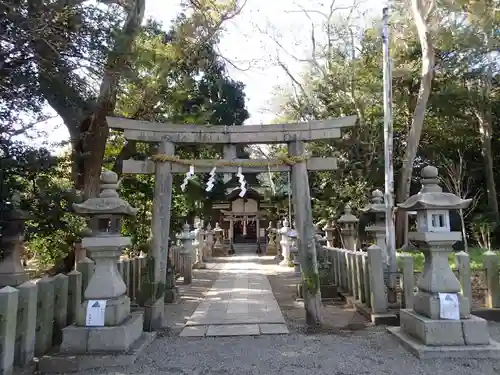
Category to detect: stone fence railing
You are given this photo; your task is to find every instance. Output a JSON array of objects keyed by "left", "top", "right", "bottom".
[
  {"left": 317, "top": 245, "right": 500, "bottom": 324},
  {"left": 0, "top": 254, "right": 155, "bottom": 375}
]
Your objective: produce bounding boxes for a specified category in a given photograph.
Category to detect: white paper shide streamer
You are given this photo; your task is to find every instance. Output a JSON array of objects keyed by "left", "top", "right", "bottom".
[
  {"left": 181, "top": 165, "right": 195, "bottom": 192},
  {"left": 237, "top": 167, "right": 247, "bottom": 197},
  {"left": 205, "top": 167, "right": 216, "bottom": 192}
]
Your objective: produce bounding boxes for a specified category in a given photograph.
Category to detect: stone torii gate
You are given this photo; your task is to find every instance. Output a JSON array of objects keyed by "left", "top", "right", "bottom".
[{"left": 107, "top": 115, "right": 356, "bottom": 326}]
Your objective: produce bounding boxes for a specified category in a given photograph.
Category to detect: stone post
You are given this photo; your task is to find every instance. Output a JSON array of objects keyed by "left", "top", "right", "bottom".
[
  {"left": 60, "top": 170, "right": 145, "bottom": 353},
  {"left": 483, "top": 250, "right": 500, "bottom": 308},
  {"left": 35, "top": 277, "right": 55, "bottom": 356},
  {"left": 192, "top": 221, "right": 206, "bottom": 269},
  {"left": 178, "top": 224, "right": 194, "bottom": 285},
  {"left": 355, "top": 252, "right": 364, "bottom": 303},
  {"left": 389, "top": 165, "right": 498, "bottom": 357},
  {"left": 67, "top": 270, "right": 82, "bottom": 325},
  {"left": 15, "top": 280, "right": 37, "bottom": 366},
  {"left": 164, "top": 247, "right": 180, "bottom": 303},
  {"left": 338, "top": 205, "right": 358, "bottom": 251},
  {"left": 323, "top": 220, "right": 335, "bottom": 247},
  {"left": 361, "top": 189, "right": 388, "bottom": 262},
  {"left": 367, "top": 245, "right": 388, "bottom": 313},
  {"left": 0, "top": 286, "right": 19, "bottom": 375},
  {"left": 213, "top": 223, "right": 224, "bottom": 257},
  {"left": 362, "top": 253, "right": 371, "bottom": 308},
  {"left": 398, "top": 254, "right": 414, "bottom": 309},
  {"left": 455, "top": 251, "right": 472, "bottom": 308},
  {"left": 205, "top": 223, "right": 214, "bottom": 260},
  {"left": 0, "top": 191, "right": 29, "bottom": 288},
  {"left": 279, "top": 219, "right": 290, "bottom": 266},
  {"left": 77, "top": 257, "right": 95, "bottom": 297}
]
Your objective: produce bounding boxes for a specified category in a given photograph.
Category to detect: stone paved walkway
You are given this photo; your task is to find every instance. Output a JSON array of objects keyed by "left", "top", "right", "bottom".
[{"left": 180, "top": 255, "right": 289, "bottom": 337}]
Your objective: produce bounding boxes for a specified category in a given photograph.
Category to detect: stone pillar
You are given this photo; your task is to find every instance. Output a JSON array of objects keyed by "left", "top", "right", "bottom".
[
  {"left": 0, "top": 191, "right": 29, "bottom": 288},
  {"left": 164, "top": 247, "right": 180, "bottom": 303},
  {"left": 213, "top": 223, "right": 224, "bottom": 257},
  {"left": 338, "top": 205, "right": 358, "bottom": 251},
  {"left": 152, "top": 141, "right": 175, "bottom": 291},
  {"left": 323, "top": 221, "right": 335, "bottom": 247},
  {"left": 279, "top": 219, "right": 290, "bottom": 266},
  {"left": 455, "top": 251, "right": 472, "bottom": 308},
  {"left": 60, "top": 170, "right": 145, "bottom": 353},
  {"left": 0, "top": 286, "right": 19, "bottom": 375},
  {"left": 484, "top": 250, "right": 500, "bottom": 308},
  {"left": 205, "top": 224, "right": 214, "bottom": 260},
  {"left": 399, "top": 254, "right": 414, "bottom": 309},
  {"left": 178, "top": 224, "right": 194, "bottom": 284},
  {"left": 266, "top": 222, "right": 277, "bottom": 255},
  {"left": 367, "top": 245, "right": 388, "bottom": 313},
  {"left": 389, "top": 165, "right": 499, "bottom": 357},
  {"left": 193, "top": 221, "right": 206, "bottom": 269},
  {"left": 361, "top": 189, "right": 388, "bottom": 262}
]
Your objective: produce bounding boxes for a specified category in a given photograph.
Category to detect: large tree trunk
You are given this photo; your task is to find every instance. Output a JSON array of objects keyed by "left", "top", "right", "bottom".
[
  {"left": 474, "top": 108, "right": 499, "bottom": 221},
  {"left": 31, "top": 0, "right": 145, "bottom": 273},
  {"left": 395, "top": 0, "right": 435, "bottom": 247}
]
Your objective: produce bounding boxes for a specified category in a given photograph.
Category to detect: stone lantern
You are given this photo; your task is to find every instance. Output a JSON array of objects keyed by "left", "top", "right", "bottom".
[
  {"left": 0, "top": 191, "right": 29, "bottom": 287},
  {"left": 177, "top": 223, "right": 194, "bottom": 284},
  {"left": 279, "top": 218, "right": 290, "bottom": 266},
  {"left": 361, "top": 189, "right": 387, "bottom": 258},
  {"left": 60, "top": 170, "right": 144, "bottom": 354},
  {"left": 337, "top": 205, "right": 358, "bottom": 251},
  {"left": 213, "top": 222, "right": 224, "bottom": 256},
  {"left": 204, "top": 223, "right": 214, "bottom": 260},
  {"left": 323, "top": 220, "right": 335, "bottom": 247},
  {"left": 314, "top": 223, "right": 326, "bottom": 246},
  {"left": 389, "top": 165, "right": 500, "bottom": 358},
  {"left": 193, "top": 221, "right": 206, "bottom": 269},
  {"left": 266, "top": 222, "right": 277, "bottom": 255}
]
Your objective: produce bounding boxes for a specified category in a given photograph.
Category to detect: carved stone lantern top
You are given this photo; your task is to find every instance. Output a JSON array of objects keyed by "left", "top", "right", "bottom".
[
  {"left": 73, "top": 171, "right": 138, "bottom": 218},
  {"left": 338, "top": 205, "right": 359, "bottom": 225},
  {"left": 398, "top": 166, "right": 471, "bottom": 213},
  {"left": 323, "top": 220, "right": 335, "bottom": 231},
  {"left": 361, "top": 189, "right": 385, "bottom": 214}
]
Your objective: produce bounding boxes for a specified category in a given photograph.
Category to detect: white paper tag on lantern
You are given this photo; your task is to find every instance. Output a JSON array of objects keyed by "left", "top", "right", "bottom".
[
  {"left": 438, "top": 293, "right": 459, "bottom": 320},
  {"left": 86, "top": 300, "right": 107, "bottom": 326}
]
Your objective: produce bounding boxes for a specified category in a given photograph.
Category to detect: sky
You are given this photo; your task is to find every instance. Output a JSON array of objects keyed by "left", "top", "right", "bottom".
[{"left": 27, "top": 0, "right": 381, "bottom": 149}]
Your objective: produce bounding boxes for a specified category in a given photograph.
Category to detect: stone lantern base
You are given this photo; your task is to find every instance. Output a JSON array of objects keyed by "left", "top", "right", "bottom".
[
  {"left": 60, "top": 311, "right": 144, "bottom": 353},
  {"left": 59, "top": 294, "right": 144, "bottom": 354},
  {"left": 75, "top": 294, "right": 131, "bottom": 326},
  {"left": 388, "top": 310, "right": 500, "bottom": 358}
]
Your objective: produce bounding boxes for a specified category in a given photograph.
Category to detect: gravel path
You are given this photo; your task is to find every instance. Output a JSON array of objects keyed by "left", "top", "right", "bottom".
[
  {"left": 72, "top": 257, "right": 500, "bottom": 375},
  {"left": 76, "top": 325, "right": 500, "bottom": 375}
]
